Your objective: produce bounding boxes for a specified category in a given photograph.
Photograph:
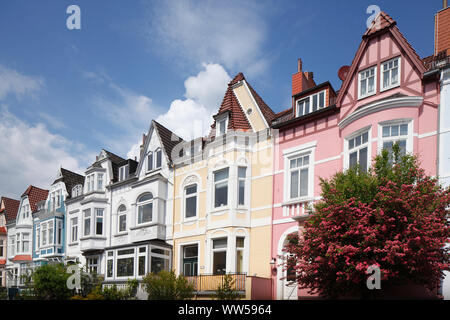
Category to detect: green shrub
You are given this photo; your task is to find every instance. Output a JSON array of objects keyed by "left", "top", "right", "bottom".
[
  {"left": 142, "top": 270, "right": 194, "bottom": 300},
  {"left": 215, "top": 274, "right": 241, "bottom": 300}
]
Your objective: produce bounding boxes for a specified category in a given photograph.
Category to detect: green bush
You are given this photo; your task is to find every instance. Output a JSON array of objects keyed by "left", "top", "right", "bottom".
[
  {"left": 215, "top": 274, "right": 241, "bottom": 300},
  {"left": 29, "top": 263, "right": 74, "bottom": 300},
  {"left": 142, "top": 270, "right": 194, "bottom": 300}
]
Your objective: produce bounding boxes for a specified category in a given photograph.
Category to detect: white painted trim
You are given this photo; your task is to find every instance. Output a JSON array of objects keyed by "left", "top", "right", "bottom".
[
  {"left": 338, "top": 96, "right": 423, "bottom": 129},
  {"left": 250, "top": 217, "right": 271, "bottom": 228},
  {"left": 283, "top": 141, "right": 317, "bottom": 156},
  {"left": 380, "top": 56, "right": 401, "bottom": 92},
  {"left": 276, "top": 226, "right": 299, "bottom": 300}
]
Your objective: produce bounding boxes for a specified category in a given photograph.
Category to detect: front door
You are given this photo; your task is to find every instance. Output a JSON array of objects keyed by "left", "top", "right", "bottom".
[
  {"left": 282, "top": 257, "right": 297, "bottom": 300},
  {"left": 182, "top": 245, "right": 198, "bottom": 276}
]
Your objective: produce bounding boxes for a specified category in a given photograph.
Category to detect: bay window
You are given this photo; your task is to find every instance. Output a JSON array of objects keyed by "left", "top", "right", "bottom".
[
  {"left": 71, "top": 217, "right": 78, "bottom": 242},
  {"left": 184, "top": 184, "right": 197, "bottom": 219},
  {"left": 22, "top": 233, "right": 29, "bottom": 252},
  {"left": 236, "top": 237, "right": 244, "bottom": 273},
  {"left": 214, "top": 168, "right": 229, "bottom": 208},
  {"left": 48, "top": 221, "right": 54, "bottom": 245},
  {"left": 380, "top": 121, "right": 410, "bottom": 158},
  {"left": 238, "top": 167, "right": 247, "bottom": 206},
  {"left": 348, "top": 130, "right": 369, "bottom": 172},
  {"left": 358, "top": 66, "right": 376, "bottom": 98},
  {"left": 95, "top": 209, "right": 104, "bottom": 235},
  {"left": 116, "top": 249, "right": 135, "bottom": 277},
  {"left": 137, "top": 193, "right": 153, "bottom": 224},
  {"left": 83, "top": 209, "right": 91, "bottom": 236}
]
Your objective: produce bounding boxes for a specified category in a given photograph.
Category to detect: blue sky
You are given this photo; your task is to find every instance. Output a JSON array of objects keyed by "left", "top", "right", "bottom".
[{"left": 0, "top": 0, "right": 440, "bottom": 197}]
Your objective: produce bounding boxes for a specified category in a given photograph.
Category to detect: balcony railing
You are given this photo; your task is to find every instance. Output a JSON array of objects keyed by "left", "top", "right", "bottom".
[{"left": 185, "top": 273, "right": 246, "bottom": 292}]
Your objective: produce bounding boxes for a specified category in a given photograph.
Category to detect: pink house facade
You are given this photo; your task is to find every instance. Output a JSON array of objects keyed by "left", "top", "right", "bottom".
[{"left": 270, "top": 11, "right": 441, "bottom": 300}]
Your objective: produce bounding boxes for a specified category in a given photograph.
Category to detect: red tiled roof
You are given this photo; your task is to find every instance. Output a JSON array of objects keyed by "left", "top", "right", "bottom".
[
  {"left": 212, "top": 72, "right": 276, "bottom": 132},
  {"left": 0, "top": 197, "right": 20, "bottom": 223},
  {"left": 21, "top": 185, "right": 49, "bottom": 212},
  {"left": 0, "top": 226, "right": 6, "bottom": 234},
  {"left": 12, "top": 255, "right": 32, "bottom": 262},
  {"left": 0, "top": 259, "right": 6, "bottom": 265},
  {"left": 364, "top": 11, "right": 396, "bottom": 37}
]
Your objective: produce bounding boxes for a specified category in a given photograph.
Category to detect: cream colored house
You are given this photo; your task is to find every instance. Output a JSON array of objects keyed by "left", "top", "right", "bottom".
[{"left": 171, "top": 73, "right": 276, "bottom": 299}]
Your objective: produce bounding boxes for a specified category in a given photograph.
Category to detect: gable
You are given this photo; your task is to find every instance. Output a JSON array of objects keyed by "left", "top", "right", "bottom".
[
  {"left": 137, "top": 125, "right": 166, "bottom": 178},
  {"left": 233, "top": 82, "right": 268, "bottom": 131},
  {"left": 338, "top": 20, "right": 426, "bottom": 121}
]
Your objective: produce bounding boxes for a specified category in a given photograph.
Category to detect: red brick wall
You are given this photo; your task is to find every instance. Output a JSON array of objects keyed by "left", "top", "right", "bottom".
[{"left": 435, "top": 7, "right": 450, "bottom": 55}]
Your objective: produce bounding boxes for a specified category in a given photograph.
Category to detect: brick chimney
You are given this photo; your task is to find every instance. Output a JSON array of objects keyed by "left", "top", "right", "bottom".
[
  {"left": 292, "top": 58, "right": 304, "bottom": 97},
  {"left": 434, "top": 2, "right": 450, "bottom": 55}
]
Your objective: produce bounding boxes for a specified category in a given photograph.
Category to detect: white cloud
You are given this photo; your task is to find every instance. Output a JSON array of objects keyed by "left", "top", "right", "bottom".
[
  {"left": 144, "top": 0, "right": 269, "bottom": 76},
  {"left": 0, "top": 65, "right": 44, "bottom": 100},
  {"left": 0, "top": 107, "right": 87, "bottom": 198},
  {"left": 155, "top": 63, "right": 230, "bottom": 142}
]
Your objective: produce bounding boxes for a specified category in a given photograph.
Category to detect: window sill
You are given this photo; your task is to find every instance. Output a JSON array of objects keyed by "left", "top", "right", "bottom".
[
  {"left": 182, "top": 217, "right": 198, "bottom": 225},
  {"left": 211, "top": 206, "right": 229, "bottom": 215},
  {"left": 130, "top": 222, "right": 156, "bottom": 230},
  {"left": 357, "top": 91, "right": 376, "bottom": 101},
  {"left": 282, "top": 197, "right": 314, "bottom": 206},
  {"left": 68, "top": 242, "right": 79, "bottom": 246},
  {"left": 80, "top": 236, "right": 107, "bottom": 241},
  {"left": 114, "top": 232, "right": 128, "bottom": 237},
  {"left": 380, "top": 83, "right": 400, "bottom": 93}
]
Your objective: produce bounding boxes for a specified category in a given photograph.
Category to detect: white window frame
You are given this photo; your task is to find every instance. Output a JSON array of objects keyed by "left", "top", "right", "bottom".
[
  {"left": 83, "top": 209, "right": 91, "bottom": 236},
  {"left": 9, "top": 236, "right": 15, "bottom": 257},
  {"left": 137, "top": 193, "right": 154, "bottom": 225},
  {"left": 155, "top": 148, "right": 162, "bottom": 169},
  {"left": 22, "top": 233, "right": 29, "bottom": 253},
  {"left": 183, "top": 184, "right": 198, "bottom": 220},
  {"left": 57, "top": 220, "right": 62, "bottom": 245},
  {"left": 119, "top": 164, "right": 129, "bottom": 182},
  {"left": 377, "top": 119, "right": 413, "bottom": 155},
  {"left": 36, "top": 226, "right": 40, "bottom": 250},
  {"left": 216, "top": 115, "right": 228, "bottom": 137},
  {"left": 344, "top": 126, "right": 372, "bottom": 171},
  {"left": 237, "top": 166, "right": 248, "bottom": 207},
  {"left": 72, "top": 184, "right": 82, "bottom": 198},
  {"left": 87, "top": 256, "right": 99, "bottom": 274},
  {"left": 213, "top": 167, "right": 229, "bottom": 209},
  {"left": 41, "top": 224, "right": 47, "bottom": 246},
  {"left": 147, "top": 151, "right": 153, "bottom": 172},
  {"left": 381, "top": 56, "right": 401, "bottom": 92},
  {"left": 283, "top": 141, "right": 316, "bottom": 202},
  {"left": 97, "top": 173, "right": 104, "bottom": 191},
  {"left": 358, "top": 65, "right": 377, "bottom": 99},
  {"left": 211, "top": 237, "right": 228, "bottom": 275},
  {"left": 117, "top": 205, "right": 127, "bottom": 233},
  {"left": 95, "top": 208, "right": 104, "bottom": 236},
  {"left": 48, "top": 221, "right": 54, "bottom": 245},
  {"left": 115, "top": 248, "right": 135, "bottom": 279},
  {"left": 296, "top": 90, "right": 326, "bottom": 117},
  {"left": 71, "top": 217, "right": 78, "bottom": 243},
  {"left": 235, "top": 236, "right": 245, "bottom": 274}
]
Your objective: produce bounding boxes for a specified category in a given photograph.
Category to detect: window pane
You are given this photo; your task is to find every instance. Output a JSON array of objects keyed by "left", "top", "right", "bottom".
[
  {"left": 399, "top": 140, "right": 407, "bottom": 154},
  {"left": 238, "top": 180, "right": 245, "bottom": 205},
  {"left": 184, "top": 245, "right": 198, "bottom": 258},
  {"left": 96, "top": 217, "right": 103, "bottom": 235},
  {"left": 236, "top": 250, "right": 243, "bottom": 273},
  {"left": 303, "top": 155, "right": 309, "bottom": 166},
  {"left": 391, "top": 125, "right": 399, "bottom": 136},
  {"left": 349, "top": 138, "right": 354, "bottom": 149},
  {"left": 151, "top": 256, "right": 169, "bottom": 274},
  {"left": 213, "top": 251, "right": 227, "bottom": 275},
  {"left": 186, "top": 196, "right": 197, "bottom": 218},
  {"left": 368, "top": 76, "right": 374, "bottom": 93},
  {"left": 151, "top": 247, "right": 169, "bottom": 255},
  {"left": 290, "top": 170, "right": 299, "bottom": 199},
  {"left": 238, "top": 167, "right": 246, "bottom": 178},
  {"left": 139, "top": 193, "right": 153, "bottom": 202},
  {"left": 186, "top": 185, "right": 197, "bottom": 195},
  {"left": 213, "top": 238, "right": 227, "bottom": 249},
  {"left": 148, "top": 153, "right": 153, "bottom": 171},
  {"left": 362, "top": 132, "right": 368, "bottom": 144},
  {"left": 304, "top": 99, "right": 310, "bottom": 114},
  {"left": 382, "top": 126, "right": 390, "bottom": 137},
  {"left": 116, "top": 258, "right": 134, "bottom": 277},
  {"left": 116, "top": 213, "right": 125, "bottom": 232},
  {"left": 107, "top": 260, "right": 113, "bottom": 278},
  {"left": 400, "top": 124, "right": 408, "bottom": 135},
  {"left": 299, "top": 168, "right": 309, "bottom": 197},
  {"left": 214, "top": 182, "right": 228, "bottom": 207},
  {"left": 290, "top": 159, "right": 296, "bottom": 169},
  {"left": 118, "top": 249, "right": 135, "bottom": 255},
  {"left": 214, "top": 168, "right": 229, "bottom": 182},
  {"left": 355, "top": 135, "right": 361, "bottom": 147},
  {"left": 349, "top": 151, "right": 358, "bottom": 169},
  {"left": 391, "top": 67, "right": 398, "bottom": 84},
  {"left": 138, "top": 203, "right": 152, "bottom": 224},
  {"left": 359, "top": 147, "right": 368, "bottom": 172},
  {"left": 84, "top": 218, "right": 90, "bottom": 236},
  {"left": 219, "top": 120, "right": 226, "bottom": 135},
  {"left": 383, "top": 71, "right": 389, "bottom": 88},
  {"left": 319, "top": 92, "right": 325, "bottom": 108},
  {"left": 138, "top": 256, "right": 146, "bottom": 276},
  {"left": 296, "top": 157, "right": 303, "bottom": 167},
  {"left": 156, "top": 150, "right": 162, "bottom": 168},
  {"left": 312, "top": 94, "right": 317, "bottom": 112},
  {"left": 361, "top": 79, "right": 366, "bottom": 96},
  {"left": 236, "top": 237, "right": 245, "bottom": 248}
]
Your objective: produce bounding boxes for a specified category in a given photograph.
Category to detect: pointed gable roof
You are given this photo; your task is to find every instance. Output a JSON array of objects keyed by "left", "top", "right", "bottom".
[
  {"left": 337, "top": 11, "right": 427, "bottom": 106},
  {"left": 153, "top": 120, "right": 184, "bottom": 163},
  {"left": 53, "top": 168, "right": 85, "bottom": 199},
  {"left": 21, "top": 185, "right": 49, "bottom": 212},
  {"left": 0, "top": 197, "right": 20, "bottom": 223},
  {"left": 211, "top": 72, "right": 276, "bottom": 133}
]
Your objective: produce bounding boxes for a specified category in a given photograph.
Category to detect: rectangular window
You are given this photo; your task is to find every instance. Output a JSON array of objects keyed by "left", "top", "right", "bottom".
[
  {"left": 296, "top": 90, "right": 326, "bottom": 117},
  {"left": 95, "top": 209, "right": 103, "bottom": 235},
  {"left": 10, "top": 236, "right": 15, "bottom": 256},
  {"left": 214, "top": 168, "right": 229, "bottom": 208},
  {"left": 97, "top": 174, "right": 103, "bottom": 190},
  {"left": 151, "top": 256, "right": 169, "bottom": 274},
  {"left": 348, "top": 131, "right": 369, "bottom": 172},
  {"left": 359, "top": 66, "right": 376, "bottom": 98},
  {"left": 107, "top": 259, "right": 113, "bottom": 278},
  {"left": 147, "top": 152, "right": 153, "bottom": 171},
  {"left": 212, "top": 238, "right": 227, "bottom": 275},
  {"left": 296, "top": 97, "right": 309, "bottom": 117},
  {"left": 218, "top": 118, "right": 227, "bottom": 136},
  {"left": 36, "top": 227, "right": 40, "bottom": 249},
  {"left": 57, "top": 220, "right": 62, "bottom": 245},
  {"left": 289, "top": 154, "right": 310, "bottom": 199},
  {"left": 156, "top": 149, "right": 162, "bottom": 168},
  {"left": 184, "top": 185, "right": 197, "bottom": 218},
  {"left": 87, "top": 257, "right": 98, "bottom": 274},
  {"left": 22, "top": 233, "right": 29, "bottom": 252},
  {"left": 381, "top": 123, "right": 409, "bottom": 159},
  {"left": 119, "top": 214, "right": 127, "bottom": 233},
  {"left": 119, "top": 165, "right": 129, "bottom": 182},
  {"left": 71, "top": 217, "right": 78, "bottom": 242},
  {"left": 382, "top": 57, "right": 400, "bottom": 90},
  {"left": 236, "top": 237, "right": 244, "bottom": 273},
  {"left": 84, "top": 209, "right": 91, "bottom": 236},
  {"left": 42, "top": 224, "right": 47, "bottom": 246},
  {"left": 138, "top": 202, "right": 152, "bottom": 224},
  {"left": 48, "top": 221, "right": 54, "bottom": 245},
  {"left": 117, "top": 257, "right": 134, "bottom": 277},
  {"left": 0, "top": 239, "right": 4, "bottom": 257},
  {"left": 238, "top": 167, "right": 246, "bottom": 206}
]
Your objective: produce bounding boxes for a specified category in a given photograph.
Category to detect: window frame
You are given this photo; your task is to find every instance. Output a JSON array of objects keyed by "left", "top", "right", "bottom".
[
  {"left": 71, "top": 217, "right": 78, "bottom": 243},
  {"left": 72, "top": 184, "right": 82, "bottom": 198},
  {"left": 380, "top": 56, "right": 401, "bottom": 92},
  {"left": 295, "top": 90, "right": 326, "bottom": 117},
  {"left": 344, "top": 127, "right": 372, "bottom": 172},
  {"left": 377, "top": 119, "right": 413, "bottom": 155},
  {"left": 117, "top": 204, "right": 127, "bottom": 233},
  {"left": 95, "top": 208, "right": 104, "bottom": 236},
  {"left": 184, "top": 184, "right": 198, "bottom": 220},
  {"left": 211, "top": 237, "right": 228, "bottom": 275},
  {"left": 147, "top": 152, "right": 153, "bottom": 172},
  {"left": 213, "top": 167, "right": 229, "bottom": 209},
  {"left": 358, "top": 65, "right": 377, "bottom": 99},
  {"left": 155, "top": 148, "right": 162, "bottom": 169},
  {"left": 119, "top": 164, "right": 129, "bottom": 182},
  {"left": 83, "top": 209, "right": 91, "bottom": 237},
  {"left": 137, "top": 193, "right": 154, "bottom": 225},
  {"left": 216, "top": 115, "right": 228, "bottom": 137},
  {"left": 237, "top": 166, "right": 247, "bottom": 207}
]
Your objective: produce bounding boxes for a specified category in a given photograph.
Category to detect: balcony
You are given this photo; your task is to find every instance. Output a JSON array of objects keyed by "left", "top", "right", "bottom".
[{"left": 185, "top": 273, "right": 246, "bottom": 293}]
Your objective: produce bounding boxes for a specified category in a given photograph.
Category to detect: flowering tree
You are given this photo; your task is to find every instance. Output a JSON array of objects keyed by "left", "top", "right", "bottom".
[{"left": 284, "top": 144, "right": 450, "bottom": 298}]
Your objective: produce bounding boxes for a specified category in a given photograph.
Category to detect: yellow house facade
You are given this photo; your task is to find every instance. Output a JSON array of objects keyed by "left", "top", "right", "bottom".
[{"left": 171, "top": 73, "right": 276, "bottom": 298}]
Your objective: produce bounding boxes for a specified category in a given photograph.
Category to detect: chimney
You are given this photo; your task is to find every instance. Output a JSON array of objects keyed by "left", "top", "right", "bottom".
[
  {"left": 292, "top": 58, "right": 304, "bottom": 98},
  {"left": 297, "top": 58, "right": 302, "bottom": 72},
  {"left": 435, "top": 3, "right": 450, "bottom": 55}
]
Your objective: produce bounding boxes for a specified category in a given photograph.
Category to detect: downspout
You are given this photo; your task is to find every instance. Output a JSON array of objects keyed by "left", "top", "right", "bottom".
[
  {"left": 172, "top": 162, "right": 176, "bottom": 272},
  {"left": 270, "top": 128, "right": 276, "bottom": 300}
]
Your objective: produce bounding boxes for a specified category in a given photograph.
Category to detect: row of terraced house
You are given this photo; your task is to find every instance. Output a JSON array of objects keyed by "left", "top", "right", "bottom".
[{"left": 1, "top": 8, "right": 450, "bottom": 299}]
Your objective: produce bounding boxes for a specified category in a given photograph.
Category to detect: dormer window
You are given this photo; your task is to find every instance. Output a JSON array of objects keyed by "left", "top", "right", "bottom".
[
  {"left": 216, "top": 115, "right": 228, "bottom": 136},
  {"left": 147, "top": 149, "right": 162, "bottom": 172},
  {"left": 381, "top": 57, "right": 400, "bottom": 91},
  {"left": 296, "top": 90, "right": 326, "bottom": 117},
  {"left": 119, "top": 164, "right": 129, "bottom": 182},
  {"left": 147, "top": 152, "right": 153, "bottom": 172}
]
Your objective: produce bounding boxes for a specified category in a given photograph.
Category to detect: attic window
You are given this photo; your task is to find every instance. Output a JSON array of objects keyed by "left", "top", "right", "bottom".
[
  {"left": 72, "top": 185, "right": 82, "bottom": 198},
  {"left": 155, "top": 149, "right": 162, "bottom": 169},
  {"left": 296, "top": 90, "right": 326, "bottom": 117},
  {"left": 119, "top": 164, "right": 129, "bottom": 182},
  {"left": 216, "top": 115, "right": 228, "bottom": 137}
]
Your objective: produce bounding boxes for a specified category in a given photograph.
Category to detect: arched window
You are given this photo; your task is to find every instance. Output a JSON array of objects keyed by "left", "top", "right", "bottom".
[
  {"left": 72, "top": 184, "right": 82, "bottom": 198},
  {"left": 118, "top": 205, "right": 127, "bottom": 232},
  {"left": 184, "top": 184, "right": 197, "bottom": 219},
  {"left": 155, "top": 148, "right": 162, "bottom": 169},
  {"left": 137, "top": 193, "right": 153, "bottom": 224}
]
